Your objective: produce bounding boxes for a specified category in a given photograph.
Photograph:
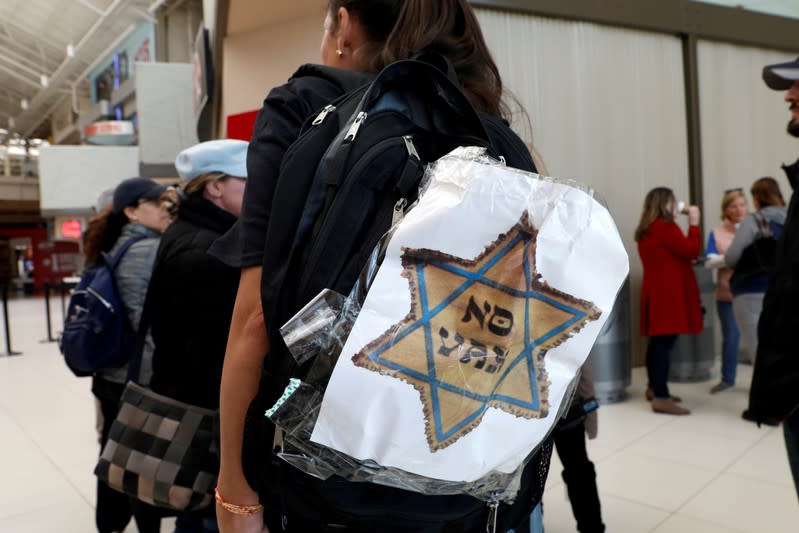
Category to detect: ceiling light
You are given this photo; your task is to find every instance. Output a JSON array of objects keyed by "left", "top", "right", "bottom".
[
  {"left": 40, "top": 75, "right": 49, "bottom": 88},
  {"left": 66, "top": 44, "right": 75, "bottom": 58},
  {"left": 20, "top": 99, "right": 28, "bottom": 111}
]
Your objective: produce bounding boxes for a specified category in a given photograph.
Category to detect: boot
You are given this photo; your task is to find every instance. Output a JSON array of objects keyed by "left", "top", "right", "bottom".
[
  {"left": 562, "top": 462, "right": 605, "bottom": 533},
  {"left": 646, "top": 387, "right": 682, "bottom": 402},
  {"left": 651, "top": 397, "right": 690, "bottom": 415}
]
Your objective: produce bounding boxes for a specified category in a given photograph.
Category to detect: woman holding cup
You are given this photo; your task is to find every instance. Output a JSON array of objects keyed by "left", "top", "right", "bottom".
[{"left": 635, "top": 187, "right": 703, "bottom": 415}]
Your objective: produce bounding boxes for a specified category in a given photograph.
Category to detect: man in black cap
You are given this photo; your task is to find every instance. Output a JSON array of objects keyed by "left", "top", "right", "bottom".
[{"left": 748, "top": 57, "right": 799, "bottom": 499}]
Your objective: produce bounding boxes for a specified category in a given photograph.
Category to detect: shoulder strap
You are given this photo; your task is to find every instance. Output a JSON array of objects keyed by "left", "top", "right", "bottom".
[
  {"left": 291, "top": 64, "right": 373, "bottom": 95},
  {"left": 754, "top": 213, "right": 772, "bottom": 238},
  {"left": 107, "top": 236, "right": 146, "bottom": 270}
]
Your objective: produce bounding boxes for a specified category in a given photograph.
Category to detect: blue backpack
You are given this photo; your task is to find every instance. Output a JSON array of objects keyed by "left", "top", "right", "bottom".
[{"left": 60, "top": 237, "right": 144, "bottom": 376}]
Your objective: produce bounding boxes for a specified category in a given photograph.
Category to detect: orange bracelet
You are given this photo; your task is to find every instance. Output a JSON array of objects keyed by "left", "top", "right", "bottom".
[{"left": 214, "top": 487, "right": 264, "bottom": 516}]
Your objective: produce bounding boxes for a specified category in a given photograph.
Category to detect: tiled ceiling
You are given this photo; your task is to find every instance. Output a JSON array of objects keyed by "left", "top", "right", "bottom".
[
  {"left": 0, "top": 0, "right": 162, "bottom": 138},
  {"left": 695, "top": 0, "right": 799, "bottom": 20}
]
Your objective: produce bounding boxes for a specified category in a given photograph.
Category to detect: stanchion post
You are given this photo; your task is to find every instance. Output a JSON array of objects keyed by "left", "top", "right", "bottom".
[
  {"left": 1, "top": 284, "right": 21, "bottom": 356},
  {"left": 40, "top": 283, "right": 56, "bottom": 343}
]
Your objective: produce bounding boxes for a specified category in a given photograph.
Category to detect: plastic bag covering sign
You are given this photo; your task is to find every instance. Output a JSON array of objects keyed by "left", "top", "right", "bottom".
[{"left": 311, "top": 151, "right": 629, "bottom": 481}]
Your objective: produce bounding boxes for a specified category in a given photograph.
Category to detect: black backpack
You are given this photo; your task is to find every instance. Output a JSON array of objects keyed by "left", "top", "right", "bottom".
[
  {"left": 246, "top": 56, "right": 551, "bottom": 532},
  {"left": 729, "top": 212, "right": 783, "bottom": 290}
]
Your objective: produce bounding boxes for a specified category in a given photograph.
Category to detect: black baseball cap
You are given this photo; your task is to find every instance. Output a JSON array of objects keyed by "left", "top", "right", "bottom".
[
  {"left": 111, "top": 177, "right": 167, "bottom": 214},
  {"left": 763, "top": 56, "right": 799, "bottom": 90}
]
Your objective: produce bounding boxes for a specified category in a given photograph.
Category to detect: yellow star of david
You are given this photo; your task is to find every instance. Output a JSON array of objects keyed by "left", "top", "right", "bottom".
[{"left": 353, "top": 212, "right": 601, "bottom": 452}]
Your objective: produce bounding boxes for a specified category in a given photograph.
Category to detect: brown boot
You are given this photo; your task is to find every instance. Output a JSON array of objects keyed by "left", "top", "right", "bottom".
[
  {"left": 651, "top": 397, "right": 690, "bottom": 415},
  {"left": 646, "top": 388, "right": 682, "bottom": 403}
]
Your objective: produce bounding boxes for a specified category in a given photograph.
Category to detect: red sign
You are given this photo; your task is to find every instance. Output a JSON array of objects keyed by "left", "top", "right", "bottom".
[
  {"left": 60, "top": 219, "right": 83, "bottom": 239},
  {"left": 227, "top": 110, "right": 258, "bottom": 141}
]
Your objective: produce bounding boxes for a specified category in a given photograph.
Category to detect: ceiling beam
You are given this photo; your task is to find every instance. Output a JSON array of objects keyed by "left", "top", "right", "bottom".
[{"left": 0, "top": 64, "right": 40, "bottom": 89}]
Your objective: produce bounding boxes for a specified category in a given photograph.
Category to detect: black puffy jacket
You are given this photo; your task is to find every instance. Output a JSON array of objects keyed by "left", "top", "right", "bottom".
[{"left": 147, "top": 194, "right": 239, "bottom": 409}]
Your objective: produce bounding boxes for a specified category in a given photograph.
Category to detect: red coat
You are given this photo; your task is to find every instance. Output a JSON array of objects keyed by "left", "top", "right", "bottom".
[{"left": 638, "top": 218, "right": 703, "bottom": 336}]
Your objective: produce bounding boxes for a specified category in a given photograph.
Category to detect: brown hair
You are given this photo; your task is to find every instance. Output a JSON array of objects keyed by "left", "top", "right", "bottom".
[
  {"left": 328, "top": 0, "right": 508, "bottom": 119},
  {"left": 634, "top": 187, "right": 675, "bottom": 241},
  {"left": 82, "top": 206, "right": 127, "bottom": 266},
  {"left": 159, "top": 173, "right": 225, "bottom": 217},
  {"left": 719, "top": 189, "right": 746, "bottom": 221},
  {"left": 750, "top": 177, "right": 785, "bottom": 209}
]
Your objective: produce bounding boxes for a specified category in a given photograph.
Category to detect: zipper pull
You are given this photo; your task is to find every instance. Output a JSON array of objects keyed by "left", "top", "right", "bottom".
[
  {"left": 486, "top": 500, "right": 499, "bottom": 533},
  {"left": 312, "top": 104, "right": 335, "bottom": 126},
  {"left": 344, "top": 111, "right": 367, "bottom": 142},
  {"left": 392, "top": 198, "right": 408, "bottom": 227},
  {"left": 403, "top": 135, "right": 420, "bottom": 160}
]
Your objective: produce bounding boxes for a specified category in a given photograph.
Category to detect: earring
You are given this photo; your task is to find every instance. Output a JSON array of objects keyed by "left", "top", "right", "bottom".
[{"left": 336, "top": 49, "right": 343, "bottom": 57}]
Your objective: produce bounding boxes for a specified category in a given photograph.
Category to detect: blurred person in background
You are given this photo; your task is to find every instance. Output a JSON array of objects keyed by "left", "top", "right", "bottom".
[
  {"left": 144, "top": 140, "right": 248, "bottom": 533},
  {"left": 635, "top": 187, "right": 702, "bottom": 416},
  {"left": 724, "top": 177, "right": 786, "bottom": 374},
  {"left": 83, "top": 177, "right": 171, "bottom": 533},
  {"left": 704, "top": 188, "right": 747, "bottom": 393}
]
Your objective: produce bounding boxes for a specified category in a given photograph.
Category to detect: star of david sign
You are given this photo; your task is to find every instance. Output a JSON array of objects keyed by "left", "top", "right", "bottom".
[{"left": 353, "top": 211, "right": 601, "bottom": 452}]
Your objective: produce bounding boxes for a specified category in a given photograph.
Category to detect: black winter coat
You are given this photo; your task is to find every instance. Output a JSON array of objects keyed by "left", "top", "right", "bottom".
[
  {"left": 147, "top": 195, "right": 239, "bottom": 409},
  {"left": 748, "top": 159, "right": 799, "bottom": 421}
]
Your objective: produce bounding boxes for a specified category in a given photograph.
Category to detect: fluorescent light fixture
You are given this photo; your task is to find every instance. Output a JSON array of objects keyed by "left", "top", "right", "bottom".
[
  {"left": 40, "top": 74, "right": 49, "bottom": 87},
  {"left": 20, "top": 99, "right": 28, "bottom": 110},
  {"left": 66, "top": 44, "right": 75, "bottom": 58}
]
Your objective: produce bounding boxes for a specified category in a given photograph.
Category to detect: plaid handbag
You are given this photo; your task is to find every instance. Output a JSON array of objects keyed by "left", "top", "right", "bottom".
[{"left": 95, "top": 381, "right": 218, "bottom": 511}]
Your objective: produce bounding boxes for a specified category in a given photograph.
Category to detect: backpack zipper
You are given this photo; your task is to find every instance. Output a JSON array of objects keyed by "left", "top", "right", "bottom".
[
  {"left": 486, "top": 500, "right": 499, "bottom": 533},
  {"left": 312, "top": 104, "right": 335, "bottom": 126},
  {"left": 86, "top": 287, "right": 115, "bottom": 313},
  {"left": 344, "top": 111, "right": 367, "bottom": 142},
  {"left": 391, "top": 198, "right": 408, "bottom": 226}
]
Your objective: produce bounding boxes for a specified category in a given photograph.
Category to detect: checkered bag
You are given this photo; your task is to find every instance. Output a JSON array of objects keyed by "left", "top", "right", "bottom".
[{"left": 94, "top": 382, "right": 218, "bottom": 511}]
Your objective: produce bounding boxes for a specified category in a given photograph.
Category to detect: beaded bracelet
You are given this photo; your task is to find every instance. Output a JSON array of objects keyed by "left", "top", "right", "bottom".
[{"left": 214, "top": 487, "right": 264, "bottom": 516}]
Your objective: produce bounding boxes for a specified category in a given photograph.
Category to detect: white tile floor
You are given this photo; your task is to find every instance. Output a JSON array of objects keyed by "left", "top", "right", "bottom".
[{"left": 0, "top": 295, "right": 796, "bottom": 532}]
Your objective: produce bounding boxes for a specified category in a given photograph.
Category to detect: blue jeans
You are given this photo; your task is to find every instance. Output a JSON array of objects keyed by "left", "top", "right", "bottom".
[
  {"left": 646, "top": 335, "right": 678, "bottom": 399},
  {"left": 784, "top": 410, "right": 799, "bottom": 501},
  {"left": 716, "top": 300, "right": 739, "bottom": 385}
]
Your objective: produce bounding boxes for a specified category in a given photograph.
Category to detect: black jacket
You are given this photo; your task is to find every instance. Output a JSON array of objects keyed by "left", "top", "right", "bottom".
[
  {"left": 147, "top": 195, "right": 239, "bottom": 409},
  {"left": 748, "top": 159, "right": 799, "bottom": 421}
]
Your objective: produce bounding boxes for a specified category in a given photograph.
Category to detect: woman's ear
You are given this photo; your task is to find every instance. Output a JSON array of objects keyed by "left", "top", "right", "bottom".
[
  {"left": 123, "top": 205, "right": 138, "bottom": 222},
  {"left": 205, "top": 179, "right": 224, "bottom": 199},
  {"left": 336, "top": 6, "right": 364, "bottom": 59}
]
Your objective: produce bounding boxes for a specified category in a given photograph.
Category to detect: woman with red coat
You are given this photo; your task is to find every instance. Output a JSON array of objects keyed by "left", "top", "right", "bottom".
[{"left": 635, "top": 187, "right": 703, "bottom": 415}]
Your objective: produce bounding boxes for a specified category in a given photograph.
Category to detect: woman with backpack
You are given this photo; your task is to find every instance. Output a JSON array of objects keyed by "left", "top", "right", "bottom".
[
  {"left": 725, "top": 177, "right": 787, "bottom": 372},
  {"left": 213, "top": 1, "right": 548, "bottom": 532},
  {"left": 83, "top": 177, "right": 171, "bottom": 533},
  {"left": 635, "top": 187, "right": 702, "bottom": 416}
]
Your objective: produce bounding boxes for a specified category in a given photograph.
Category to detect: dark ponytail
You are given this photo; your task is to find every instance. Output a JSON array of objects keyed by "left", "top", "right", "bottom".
[
  {"left": 83, "top": 207, "right": 127, "bottom": 266},
  {"left": 329, "top": 0, "right": 507, "bottom": 119}
]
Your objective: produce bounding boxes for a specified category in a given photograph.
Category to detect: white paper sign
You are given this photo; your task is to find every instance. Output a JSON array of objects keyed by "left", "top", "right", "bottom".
[{"left": 310, "top": 151, "right": 629, "bottom": 482}]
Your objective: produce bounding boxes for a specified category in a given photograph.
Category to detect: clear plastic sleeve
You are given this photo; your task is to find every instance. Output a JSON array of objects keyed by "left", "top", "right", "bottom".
[{"left": 266, "top": 147, "right": 627, "bottom": 503}]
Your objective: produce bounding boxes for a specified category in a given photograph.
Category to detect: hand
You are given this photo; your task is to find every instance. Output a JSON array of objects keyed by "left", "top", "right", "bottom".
[
  {"left": 687, "top": 205, "right": 700, "bottom": 226},
  {"left": 216, "top": 504, "right": 270, "bottom": 533},
  {"left": 704, "top": 253, "right": 726, "bottom": 269}
]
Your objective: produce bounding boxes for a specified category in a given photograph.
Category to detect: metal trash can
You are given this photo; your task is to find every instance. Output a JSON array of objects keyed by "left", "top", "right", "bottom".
[
  {"left": 669, "top": 265, "right": 715, "bottom": 382},
  {"left": 587, "top": 277, "right": 631, "bottom": 404}
]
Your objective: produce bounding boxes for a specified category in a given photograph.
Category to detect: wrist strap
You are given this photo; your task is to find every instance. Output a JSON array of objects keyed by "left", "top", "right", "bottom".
[{"left": 214, "top": 487, "right": 264, "bottom": 516}]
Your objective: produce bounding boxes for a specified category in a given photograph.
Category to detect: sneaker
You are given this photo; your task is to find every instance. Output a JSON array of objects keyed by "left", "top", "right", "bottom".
[
  {"left": 710, "top": 382, "right": 733, "bottom": 394},
  {"left": 741, "top": 409, "right": 779, "bottom": 426}
]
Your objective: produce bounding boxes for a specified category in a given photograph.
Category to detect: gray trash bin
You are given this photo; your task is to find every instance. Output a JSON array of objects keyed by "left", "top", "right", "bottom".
[
  {"left": 669, "top": 265, "right": 715, "bottom": 382},
  {"left": 587, "top": 277, "right": 631, "bottom": 404}
]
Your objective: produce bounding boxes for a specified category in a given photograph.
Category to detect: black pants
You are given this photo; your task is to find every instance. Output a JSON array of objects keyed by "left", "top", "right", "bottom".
[
  {"left": 645, "top": 335, "right": 678, "bottom": 399},
  {"left": 93, "top": 377, "right": 164, "bottom": 533},
  {"left": 554, "top": 421, "right": 605, "bottom": 533}
]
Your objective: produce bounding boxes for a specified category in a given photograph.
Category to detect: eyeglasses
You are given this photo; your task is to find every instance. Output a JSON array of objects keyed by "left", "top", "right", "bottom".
[{"left": 724, "top": 187, "right": 743, "bottom": 194}]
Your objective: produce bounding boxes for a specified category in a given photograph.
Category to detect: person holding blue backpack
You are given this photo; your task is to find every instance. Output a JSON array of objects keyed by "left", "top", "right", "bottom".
[
  {"left": 82, "top": 177, "right": 171, "bottom": 533},
  {"left": 724, "top": 178, "right": 786, "bottom": 373}
]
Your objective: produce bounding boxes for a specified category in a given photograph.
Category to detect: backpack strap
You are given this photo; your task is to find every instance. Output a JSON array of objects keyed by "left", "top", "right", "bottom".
[
  {"left": 107, "top": 236, "right": 146, "bottom": 270},
  {"left": 754, "top": 212, "right": 772, "bottom": 238}
]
